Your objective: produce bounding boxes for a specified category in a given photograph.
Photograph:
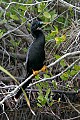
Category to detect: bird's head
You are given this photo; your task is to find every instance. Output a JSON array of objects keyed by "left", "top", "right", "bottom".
[
  {"left": 31, "top": 19, "right": 48, "bottom": 38},
  {"left": 31, "top": 20, "right": 44, "bottom": 32}
]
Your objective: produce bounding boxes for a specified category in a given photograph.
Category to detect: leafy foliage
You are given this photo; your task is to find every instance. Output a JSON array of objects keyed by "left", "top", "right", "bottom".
[{"left": 0, "top": 0, "right": 80, "bottom": 116}]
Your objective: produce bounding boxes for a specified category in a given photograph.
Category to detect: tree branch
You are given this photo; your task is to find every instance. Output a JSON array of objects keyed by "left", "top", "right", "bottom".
[{"left": 0, "top": 51, "right": 80, "bottom": 104}]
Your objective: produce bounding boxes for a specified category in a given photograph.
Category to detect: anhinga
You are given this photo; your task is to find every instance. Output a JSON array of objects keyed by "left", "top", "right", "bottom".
[{"left": 14, "top": 19, "right": 46, "bottom": 100}]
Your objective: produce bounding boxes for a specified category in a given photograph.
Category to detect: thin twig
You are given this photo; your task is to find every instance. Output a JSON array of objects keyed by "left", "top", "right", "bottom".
[
  {"left": 0, "top": 51, "right": 80, "bottom": 104},
  {"left": 64, "top": 94, "right": 80, "bottom": 114}
]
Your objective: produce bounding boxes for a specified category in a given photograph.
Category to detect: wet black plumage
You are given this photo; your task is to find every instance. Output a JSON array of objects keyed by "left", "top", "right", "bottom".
[{"left": 15, "top": 20, "right": 45, "bottom": 99}]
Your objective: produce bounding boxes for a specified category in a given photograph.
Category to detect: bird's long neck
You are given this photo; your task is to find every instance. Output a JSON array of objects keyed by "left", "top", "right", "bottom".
[
  {"left": 33, "top": 29, "right": 45, "bottom": 47},
  {"left": 31, "top": 29, "right": 42, "bottom": 37}
]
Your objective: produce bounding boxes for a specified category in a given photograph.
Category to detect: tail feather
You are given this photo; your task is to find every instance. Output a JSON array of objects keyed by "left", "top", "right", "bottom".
[{"left": 15, "top": 77, "right": 32, "bottom": 100}]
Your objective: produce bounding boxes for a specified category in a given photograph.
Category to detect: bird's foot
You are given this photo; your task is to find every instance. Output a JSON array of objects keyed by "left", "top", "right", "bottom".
[
  {"left": 33, "top": 70, "right": 39, "bottom": 76},
  {"left": 32, "top": 65, "right": 47, "bottom": 76},
  {"left": 41, "top": 65, "right": 47, "bottom": 72}
]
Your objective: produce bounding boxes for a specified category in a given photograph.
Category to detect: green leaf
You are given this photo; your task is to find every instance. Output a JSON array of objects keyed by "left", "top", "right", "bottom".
[
  {"left": 57, "top": 16, "right": 65, "bottom": 23},
  {"left": 50, "top": 10, "right": 57, "bottom": 20},
  {"left": 54, "top": 54, "right": 61, "bottom": 59},
  {"left": 61, "top": 34, "right": 66, "bottom": 41},
  {"left": 67, "top": 70, "right": 71, "bottom": 75},
  {"left": 35, "top": 74, "right": 40, "bottom": 80},
  {"left": 0, "top": 11, "right": 3, "bottom": 18},
  {"left": 44, "top": 74, "right": 50, "bottom": 78},
  {"left": 26, "top": 0, "right": 32, "bottom": 4},
  {"left": 37, "top": 103, "right": 42, "bottom": 107},
  {"left": 21, "top": 17, "right": 26, "bottom": 23},
  {"left": 60, "top": 59, "right": 66, "bottom": 67},
  {"left": 52, "top": 81, "right": 57, "bottom": 89},
  {"left": 37, "top": 95, "right": 47, "bottom": 105},
  {"left": 45, "top": 88, "right": 51, "bottom": 99},
  {"left": 50, "top": 26, "right": 58, "bottom": 37},
  {"left": 55, "top": 34, "right": 66, "bottom": 44},
  {"left": 0, "top": 0, "right": 2, "bottom": 4},
  {"left": 54, "top": 26, "right": 58, "bottom": 33},
  {"left": 52, "top": 14, "right": 57, "bottom": 19},
  {"left": 0, "top": 29, "right": 3, "bottom": 37},
  {"left": 74, "top": 65, "right": 80, "bottom": 71},
  {"left": 19, "top": 6, "right": 27, "bottom": 11},
  {"left": 60, "top": 72, "right": 69, "bottom": 81},
  {"left": 36, "top": 83, "right": 42, "bottom": 90},
  {"left": 43, "top": 12, "right": 51, "bottom": 19},
  {"left": 10, "top": 14, "right": 19, "bottom": 21},
  {"left": 38, "top": 95, "right": 44, "bottom": 102},
  {"left": 50, "top": 31, "right": 57, "bottom": 37},
  {"left": 40, "top": 81, "right": 49, "bottom": 88},
  {"left": 58, "top": 98, "right": 61, "bottom": 102},
  {"left": 49, "top": 101, "right": 53, "bottom": 106},
  {"left": 0, "top": 19, "right": 7, "bottom": 25},
  {"left": 10, "top": 40, "right": 20, "bottom": 47},
  {"left": 38, "top": 2, "right": 46, "bottom": 12},
  {"left": 70, "top": 70, "right": 77, "bottom": 76},
  {"left": 55, "top": 37, "right": 62, "bottom": 44},
  {"left": 38, "top": 6, "right": 42, "bottom": 12},
  {"left": 64, "top": 19, "right": 68, "bottom": 27},
  {"left": 22, "top": 47, "right": 27, "bottom": 53}
]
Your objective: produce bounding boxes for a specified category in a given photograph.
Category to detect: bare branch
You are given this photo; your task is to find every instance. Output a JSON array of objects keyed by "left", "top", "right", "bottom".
[
  {"left": 0, "top": 51, "right": 80, "bottom": 104},
  {"left": 47, "top": 51, "right": 80, "bottom": 68},
  {"left": 59, "top": 0, "right": 80, "bottom": 11},
  {"left": 29, "top": 57, "right": 80, "bottom": 87}
]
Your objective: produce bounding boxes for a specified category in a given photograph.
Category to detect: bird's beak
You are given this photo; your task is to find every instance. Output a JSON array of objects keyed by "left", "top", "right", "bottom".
[
  {"left": 40, "top": 21, "right": 50, "bottom": 25},
  {"left": 39, "top": 21, "right": 44, "bottom": 25}
]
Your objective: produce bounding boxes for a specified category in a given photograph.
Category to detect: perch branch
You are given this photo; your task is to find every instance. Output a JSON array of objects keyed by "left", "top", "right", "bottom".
[
  {"left": 29, "top": 57, "right": 80, "bottom": 87},
  {"left": 0, "top": 51, "right": 80, "bottom": 104}
]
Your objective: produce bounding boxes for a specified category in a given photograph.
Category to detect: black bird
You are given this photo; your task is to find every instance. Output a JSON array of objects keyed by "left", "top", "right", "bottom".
[{"left": 14, "top": 19, "right": 46, "bottom": 100}]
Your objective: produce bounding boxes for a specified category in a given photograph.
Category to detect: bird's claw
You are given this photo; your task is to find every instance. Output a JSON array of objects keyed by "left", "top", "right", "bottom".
[
  {"left": 32, "top": 65, "right": 47, "bottom": 76},
  {"left": 41, "top": 65, "right": 47, "bottom": 72},
  {"left": 33, "top": 70, "right": 39, "bottom": 76}
]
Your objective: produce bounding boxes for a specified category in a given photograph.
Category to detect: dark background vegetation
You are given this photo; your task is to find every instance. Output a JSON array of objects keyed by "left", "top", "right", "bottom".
[{"left": 0, "top": 0, "right": 80, "bottom": 120}]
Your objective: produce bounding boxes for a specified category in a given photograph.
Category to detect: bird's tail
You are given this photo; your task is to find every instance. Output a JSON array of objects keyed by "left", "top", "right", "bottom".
[{"left": 14, "top": 78, "right": 31, "bottom": 101}]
